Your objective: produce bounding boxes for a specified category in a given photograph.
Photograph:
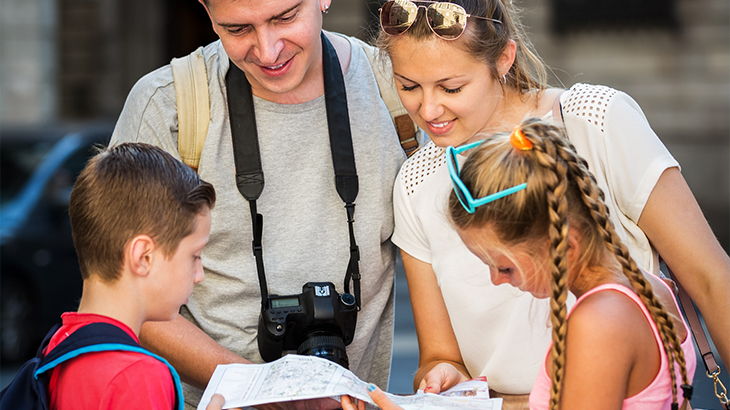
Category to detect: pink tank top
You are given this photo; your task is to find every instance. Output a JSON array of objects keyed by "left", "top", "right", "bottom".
[{"left": 529, "top": 282, "right": 696, "bottom": 409}]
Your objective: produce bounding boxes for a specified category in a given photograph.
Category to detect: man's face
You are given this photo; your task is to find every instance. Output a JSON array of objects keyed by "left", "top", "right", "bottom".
[{"left": 202, "top": 0, "right": 328, "bottom": 103}]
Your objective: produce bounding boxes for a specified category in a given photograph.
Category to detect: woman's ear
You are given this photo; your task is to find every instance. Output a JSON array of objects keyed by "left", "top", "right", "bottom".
[
  {"left": 497, "top": 39, "right": 517, "bottom": 77},
  {"left": 126, "top": 235, "right": 155, "bottom": 278}
]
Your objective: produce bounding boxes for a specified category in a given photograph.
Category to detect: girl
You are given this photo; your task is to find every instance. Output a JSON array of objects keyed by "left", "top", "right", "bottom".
[
  {"left": 342, "top": 119, "right": 697, "bottom": 409},
  {"left": 377, "top": 0, "right": 729, "bottom": 404}
]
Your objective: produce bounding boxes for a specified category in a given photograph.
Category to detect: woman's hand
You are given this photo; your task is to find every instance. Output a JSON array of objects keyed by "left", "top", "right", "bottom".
[
  {"left": 341, "top": 385, "right": 404, "bottom": 410},
  {"left": 418, "top": 362, "right": 470, "bottom": 394}
]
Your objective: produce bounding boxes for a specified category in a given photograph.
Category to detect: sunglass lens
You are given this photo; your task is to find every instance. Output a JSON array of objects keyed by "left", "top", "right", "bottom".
[
  {"left": 381, "top": 0, "right": 418, "bottom": 36},
  {"left": 427, "top": 3, "right": 467, "bottom": 40}
]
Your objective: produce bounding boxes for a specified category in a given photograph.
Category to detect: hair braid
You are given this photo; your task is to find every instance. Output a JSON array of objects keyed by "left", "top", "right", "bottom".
[
  {"left": 531, "top": 135, "right": 571, "bottom": 409},
  {"left": 552, "top": 135, "right": 691, "bottom": 407}
]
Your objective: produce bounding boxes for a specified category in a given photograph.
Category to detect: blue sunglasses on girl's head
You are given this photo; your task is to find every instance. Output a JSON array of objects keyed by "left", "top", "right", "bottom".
[{"left": 446, "top": 140, "right": 528, "bottom": 214}]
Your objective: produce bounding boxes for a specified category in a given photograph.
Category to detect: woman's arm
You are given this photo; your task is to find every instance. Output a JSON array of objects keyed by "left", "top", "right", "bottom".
[
  {"left": 638, "top": 167, "right": 730, "bottom": 366},
  {"left": 401, "top": 250, "right": 471, "bottom": 393}
]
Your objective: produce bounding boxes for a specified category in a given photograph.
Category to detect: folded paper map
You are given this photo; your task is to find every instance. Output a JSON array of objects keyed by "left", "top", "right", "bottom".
[{"left": 198, "top": 354, "right": 502, "bottom": 409}]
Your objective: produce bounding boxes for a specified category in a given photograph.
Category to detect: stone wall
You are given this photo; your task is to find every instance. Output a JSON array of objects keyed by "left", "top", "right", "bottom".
[{"left": 521, "top": 0, "right": 729, "bottom": 248}]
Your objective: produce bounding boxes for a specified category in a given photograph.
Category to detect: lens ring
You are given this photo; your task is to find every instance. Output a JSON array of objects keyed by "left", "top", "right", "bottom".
[
  {"left": 381, "top": 0, "right": 418, "bottom": 36},
  {"left": 427, "top": 3, "right": 468, "bottom": 40}
]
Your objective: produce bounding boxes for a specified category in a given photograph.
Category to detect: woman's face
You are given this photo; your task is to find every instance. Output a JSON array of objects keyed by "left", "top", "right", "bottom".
[{"left": 388, "top": 36, "right": 503, "bottom": 148}]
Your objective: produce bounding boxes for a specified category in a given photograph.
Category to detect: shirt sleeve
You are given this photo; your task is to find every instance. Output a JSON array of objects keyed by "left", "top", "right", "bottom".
[
  {"left": 109, "top": 65, "right": 182, "bottom": 159},
  {"left": 391, "top": 164, "right": 433, "bottom": 263},
  {"left": 100, "top": 358, "right": 176, "bottom": 410},
  {"left": 601, "top": 89, "right": 679, "bottom": 223}
]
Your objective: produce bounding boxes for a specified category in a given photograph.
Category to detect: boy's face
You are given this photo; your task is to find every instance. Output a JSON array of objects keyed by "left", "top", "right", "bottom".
[{"left": 149, "top": 208, "right": 212, "bottom": 321}]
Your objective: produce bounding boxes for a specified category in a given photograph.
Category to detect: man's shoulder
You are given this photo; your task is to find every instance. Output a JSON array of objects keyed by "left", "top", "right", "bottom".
[{"left": 129, "top": 40, "right": 226, "bottom": 99}]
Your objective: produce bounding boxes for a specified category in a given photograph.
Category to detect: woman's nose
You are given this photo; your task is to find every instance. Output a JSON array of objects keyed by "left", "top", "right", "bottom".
[{"left": 418, "top": 91, "right": 445, "bottom": 122}]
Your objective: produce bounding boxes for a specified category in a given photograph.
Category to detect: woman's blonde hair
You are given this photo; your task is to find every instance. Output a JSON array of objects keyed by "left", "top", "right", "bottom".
[
  {"left": 448, "top": 118, "right": 690, "bottom": 409},
  {"left": 376, "top": 0, "right": 549, "bottom": 96}
]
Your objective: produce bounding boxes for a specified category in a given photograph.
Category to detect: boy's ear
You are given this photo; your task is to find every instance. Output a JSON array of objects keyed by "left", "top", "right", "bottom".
[{"left": 126, "top": 235, "right": 155, "bottom": 277}]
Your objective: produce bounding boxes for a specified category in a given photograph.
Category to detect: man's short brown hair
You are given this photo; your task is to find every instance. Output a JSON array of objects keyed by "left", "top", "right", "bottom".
[{"left": 69, "top": 143, "right": 216, "bottom": 281}]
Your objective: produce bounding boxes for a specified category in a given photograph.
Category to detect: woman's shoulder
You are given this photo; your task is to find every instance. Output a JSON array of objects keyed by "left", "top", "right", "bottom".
[
  {"left": 561, "top": 83, "right": 645, "bottom": 130},
  {"left": 396, "top": 140, "right": 447, "bottom": 190}
]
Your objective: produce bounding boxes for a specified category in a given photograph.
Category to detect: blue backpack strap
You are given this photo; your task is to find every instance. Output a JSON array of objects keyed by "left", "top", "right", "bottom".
[{"left": 36, "top": 322, "right": 184, "bottom": 410}]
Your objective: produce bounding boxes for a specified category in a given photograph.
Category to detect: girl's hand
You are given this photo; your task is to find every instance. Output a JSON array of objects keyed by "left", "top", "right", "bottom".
[
  {"left": 341, "top": 385, "right": 405, "bottom": 410},
  {"left": 418, "top": 362, "right": 470, "bottom": 394}
]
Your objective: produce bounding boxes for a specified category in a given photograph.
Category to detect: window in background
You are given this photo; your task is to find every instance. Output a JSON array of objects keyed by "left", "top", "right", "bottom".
[{"left": 551, "top": 0, "right": 678, "bottom": 34}]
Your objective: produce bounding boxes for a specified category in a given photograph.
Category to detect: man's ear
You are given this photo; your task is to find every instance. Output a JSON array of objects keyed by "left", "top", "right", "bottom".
[
  {"left": 126, "top": 235, "right": 155, "bottom": 278},
  {"left": 497, "top": 39, "right": 517, "bottom": 78}
]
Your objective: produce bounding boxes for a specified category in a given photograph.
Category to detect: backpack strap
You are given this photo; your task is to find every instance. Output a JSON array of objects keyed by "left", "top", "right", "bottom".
[
  {"left": 351, "top": 37, "right": 419, "bottom": 157},
  {"left": 37, "top": 323, "right": 184, "bottom": 410},
  {"left": 171, "top": 46, "right": 210, "bottom": 171}
]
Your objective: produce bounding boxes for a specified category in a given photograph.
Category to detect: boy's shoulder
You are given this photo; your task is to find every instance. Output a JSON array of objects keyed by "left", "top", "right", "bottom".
[{"left": 47, "top": 314, "right": 175, "bottom": 409}]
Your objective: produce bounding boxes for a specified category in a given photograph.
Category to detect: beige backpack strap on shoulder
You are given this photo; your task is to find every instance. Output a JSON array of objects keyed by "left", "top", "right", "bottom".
[
  {"left": 171, "top": 46, "right": 210, "bottom": 171},
  {"left": 353, "top": 37, "right": 420, "bottom": 157}
]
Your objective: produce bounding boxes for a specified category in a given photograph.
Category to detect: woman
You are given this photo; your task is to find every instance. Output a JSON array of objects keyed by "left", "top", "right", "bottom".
[{"left": 375, "top": 0, "right": 729, "bottom": 406}]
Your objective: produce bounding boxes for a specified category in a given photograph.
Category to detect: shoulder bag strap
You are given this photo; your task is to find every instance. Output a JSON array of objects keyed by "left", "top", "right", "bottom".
[
  {"left": 171, "top": 47, "right": 210, "bottom": 171},
  {"left": 352, "top": 37, "right": 419, "bottom": 157},
  {"left": 665, "top": 267, "right": 729, "bottom": 409},
  {"left": 552, "top": 90, "right": 565, "bottom": 126}
]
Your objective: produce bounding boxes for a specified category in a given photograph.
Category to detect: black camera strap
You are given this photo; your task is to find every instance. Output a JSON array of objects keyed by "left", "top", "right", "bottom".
[{"left": 226, "top": 32, "right": 362, "bottom": 310}]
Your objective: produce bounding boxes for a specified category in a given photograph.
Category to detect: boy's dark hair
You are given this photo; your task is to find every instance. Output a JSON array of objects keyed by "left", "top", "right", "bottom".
[{"left": 69, "top": 142, "right": 216, "bottom": 282}]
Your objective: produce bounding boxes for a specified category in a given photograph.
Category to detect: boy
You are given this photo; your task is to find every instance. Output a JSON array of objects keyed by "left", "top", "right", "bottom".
[{"left": 45, "top": 142, "right": 216, "bottom": 409}]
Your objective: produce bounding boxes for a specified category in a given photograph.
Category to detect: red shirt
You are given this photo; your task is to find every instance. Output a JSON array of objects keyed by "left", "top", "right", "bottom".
[{"left": 46, "top": 313, "right": 175, "bottom": 410}]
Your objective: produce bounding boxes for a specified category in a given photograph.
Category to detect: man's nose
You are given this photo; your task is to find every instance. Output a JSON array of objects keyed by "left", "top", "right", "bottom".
[{"left": 254, "top": 27, "right": 284, "bottom": 65}]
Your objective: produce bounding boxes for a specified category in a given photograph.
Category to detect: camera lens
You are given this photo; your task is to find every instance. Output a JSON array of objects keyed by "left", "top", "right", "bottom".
[
  {"left": 297, "top": 331, "right": 349, "bottom": 368},
  {"left": 340, "top": 293, "right": 356, "bottom": 307}
]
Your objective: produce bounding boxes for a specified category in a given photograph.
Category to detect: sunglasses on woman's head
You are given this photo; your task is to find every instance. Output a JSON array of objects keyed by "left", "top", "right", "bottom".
[
  {"left": 380, "top": 0, "right": 502, "bottom": 41},
  {"left": 446, "top": 140, "right": 527, "bottom": 214}
]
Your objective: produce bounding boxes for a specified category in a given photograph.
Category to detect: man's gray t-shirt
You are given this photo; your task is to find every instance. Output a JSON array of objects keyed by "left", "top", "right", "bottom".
[{"left": 110, "top": 33, "right": 405, "bottom": 408}]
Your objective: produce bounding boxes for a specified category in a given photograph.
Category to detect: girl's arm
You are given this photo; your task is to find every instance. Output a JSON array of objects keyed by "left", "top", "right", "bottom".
[
  {"left": 401, "top": 250, "right": 471, "bottom": 393},
  {"left": 638, "top": 167, "right": 730, "bottom": 366}
]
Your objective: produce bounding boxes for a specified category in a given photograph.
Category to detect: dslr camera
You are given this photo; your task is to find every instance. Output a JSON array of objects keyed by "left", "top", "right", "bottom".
[{"left": 258, "top": 282, "right": 357, "bottom": 368}]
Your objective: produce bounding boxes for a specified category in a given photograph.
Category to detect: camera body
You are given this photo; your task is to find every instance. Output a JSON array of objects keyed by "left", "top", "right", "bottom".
[{"left": 257, "top": 282, "right": 357, "bottom": 368}]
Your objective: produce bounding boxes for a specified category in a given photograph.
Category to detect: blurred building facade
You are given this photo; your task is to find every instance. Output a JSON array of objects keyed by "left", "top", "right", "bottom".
[{"left": 1, "top": 0, "right": 728, "bottom": 247}]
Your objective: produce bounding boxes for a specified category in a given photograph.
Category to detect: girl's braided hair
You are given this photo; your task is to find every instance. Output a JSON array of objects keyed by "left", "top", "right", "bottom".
[{"left": 448, "top": 118, "right": 690, "bottom": 408}]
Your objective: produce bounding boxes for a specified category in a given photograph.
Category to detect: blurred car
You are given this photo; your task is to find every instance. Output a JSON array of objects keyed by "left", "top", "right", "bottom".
[{"left": 1, "top": 125, "right": 112, "bottom": 363}]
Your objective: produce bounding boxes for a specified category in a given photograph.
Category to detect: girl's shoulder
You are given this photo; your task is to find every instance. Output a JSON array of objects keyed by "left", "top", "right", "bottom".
[{"left": 568, "top": 284, "right": 655, "bottom": 344}]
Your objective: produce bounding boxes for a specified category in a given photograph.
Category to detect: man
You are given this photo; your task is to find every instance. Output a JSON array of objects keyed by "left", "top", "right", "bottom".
[{"left": 110, "top": 0, "right": 406, "bottom": 408}]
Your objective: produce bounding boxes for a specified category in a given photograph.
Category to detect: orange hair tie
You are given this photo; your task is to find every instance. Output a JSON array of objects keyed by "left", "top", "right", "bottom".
[{"left": 510, "top": 127, "right": 532, "bottom": 151}]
